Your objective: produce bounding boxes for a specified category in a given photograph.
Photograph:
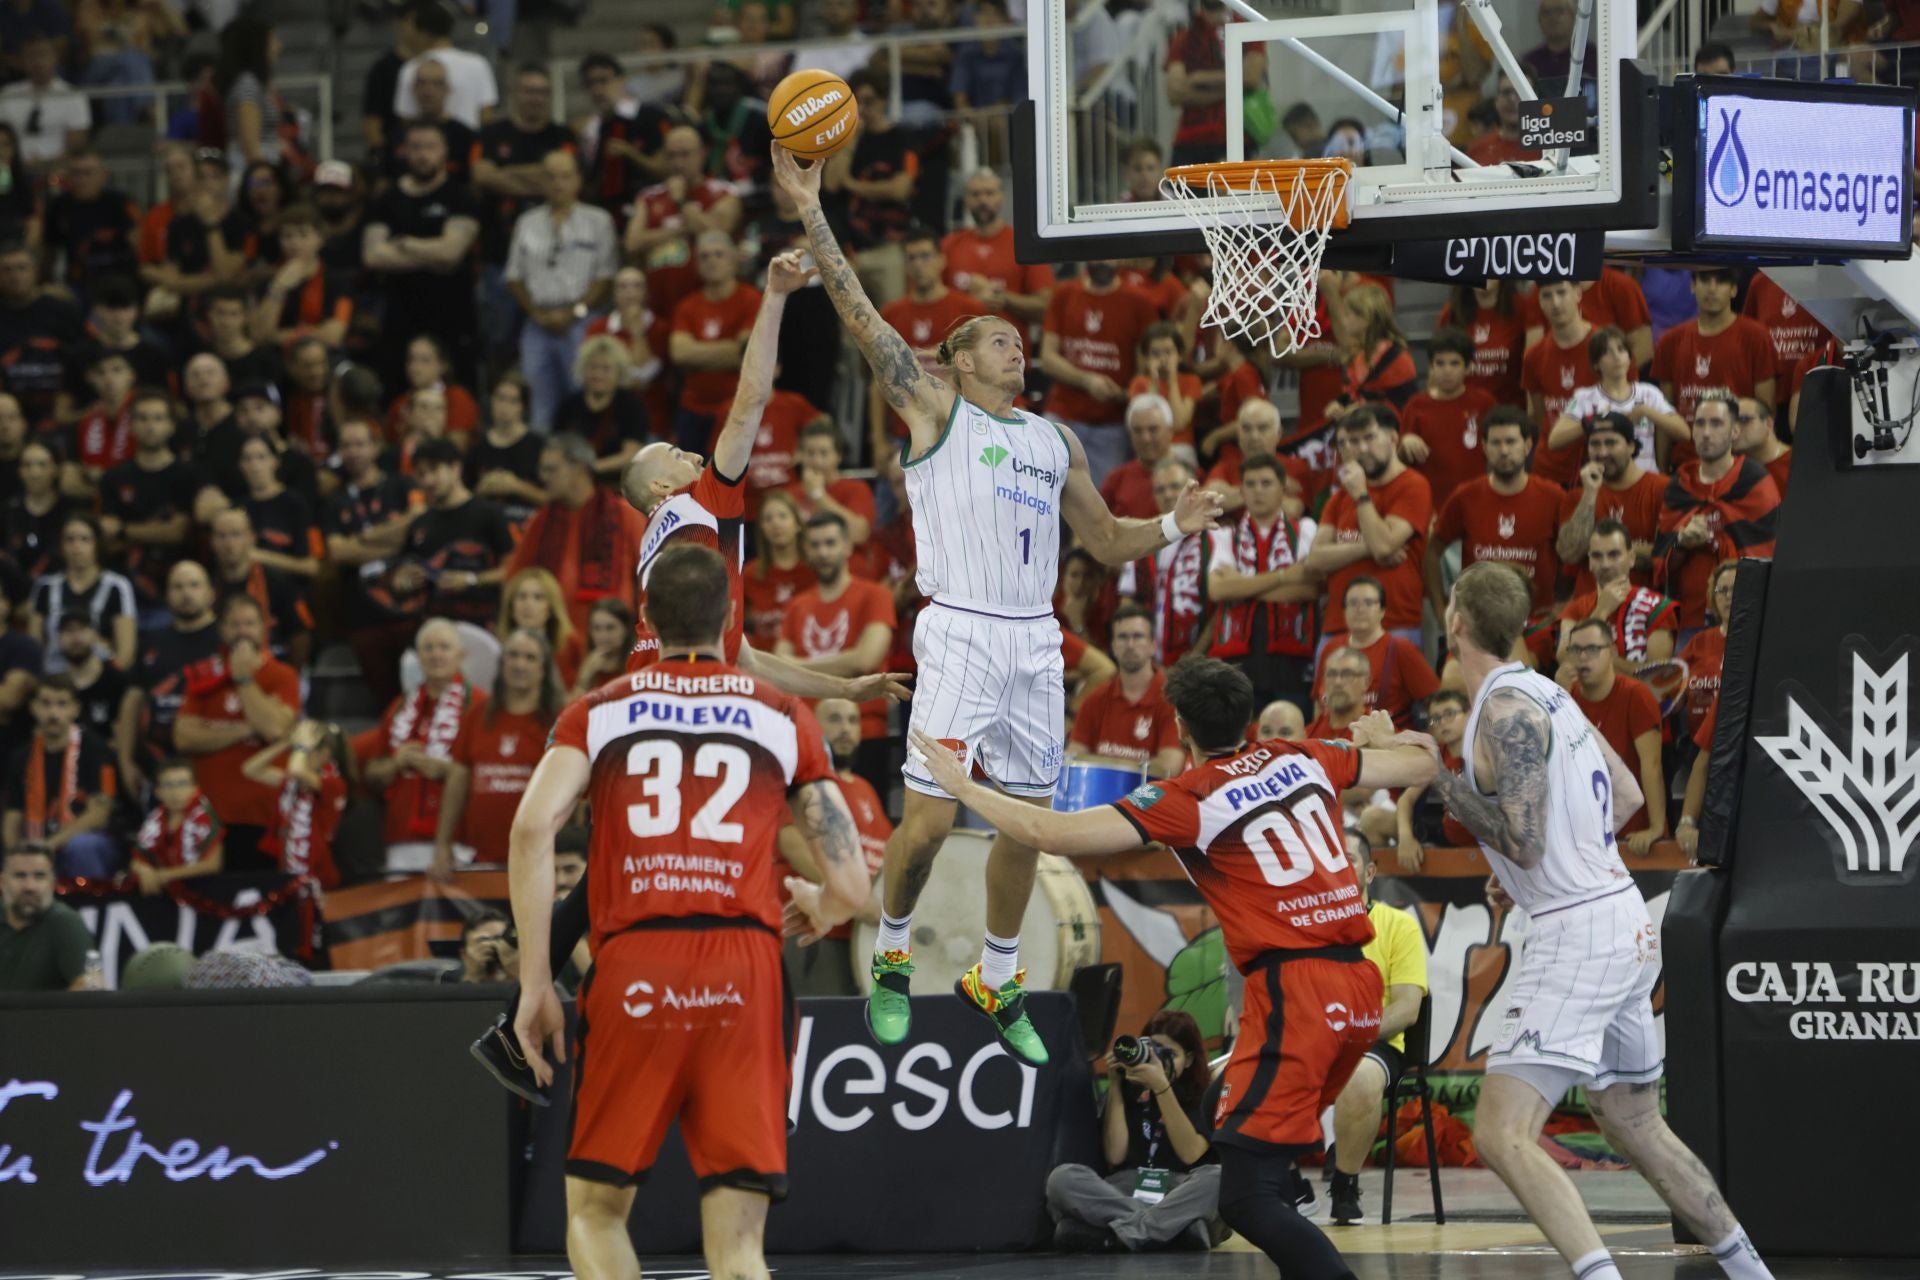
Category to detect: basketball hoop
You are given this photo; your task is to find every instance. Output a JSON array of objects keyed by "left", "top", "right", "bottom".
[{"left": 1160, "top": 158, "right": 1354, "bottom": 359}]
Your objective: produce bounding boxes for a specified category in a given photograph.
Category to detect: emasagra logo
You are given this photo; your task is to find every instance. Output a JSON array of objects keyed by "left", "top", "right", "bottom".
[
  {"left": 1756, "top": 640, "right": 1920, "bottom": 882},
  {"left": 1707, "top": 107, "right": 1750, "bottom": 206}
]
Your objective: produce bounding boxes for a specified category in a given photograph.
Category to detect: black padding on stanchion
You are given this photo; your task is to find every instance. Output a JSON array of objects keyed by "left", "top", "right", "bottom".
[{"left": 1697, "top": 558, "right": 1769, "bottom": 868}]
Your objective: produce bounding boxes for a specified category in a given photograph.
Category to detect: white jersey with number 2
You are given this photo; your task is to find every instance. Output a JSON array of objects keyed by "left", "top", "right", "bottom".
[
  {"left": 1461, "top": 662, "right": 1634, "bottom": 915},
  {"left": 903, "top": 396, "right": 1071, "bottom": 613}
]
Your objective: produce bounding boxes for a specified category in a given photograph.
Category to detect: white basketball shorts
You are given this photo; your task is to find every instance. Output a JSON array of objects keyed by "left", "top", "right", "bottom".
[
  {"left": 903, "top": 598, "right": 1065, "bottom": 800},
  {"left": 1485, "top": 882, "right": 1664, "bottom": 1102}
]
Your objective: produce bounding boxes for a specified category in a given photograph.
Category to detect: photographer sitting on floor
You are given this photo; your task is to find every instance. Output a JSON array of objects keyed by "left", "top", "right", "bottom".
[{"left": 1045, "top": 1009, "right": 1223, "bottom": 1252}]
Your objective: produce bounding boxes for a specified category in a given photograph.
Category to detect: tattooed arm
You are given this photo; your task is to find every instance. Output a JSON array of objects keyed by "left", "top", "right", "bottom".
[
  {"left": 771, "top": 146, "right": 953, "bottom": 451},
  {"left": 782, "top": 778, "right": 875, "bottom": 942},
  {"left": 1428, "top": 688, "right": 1553, "bottom": 868}
]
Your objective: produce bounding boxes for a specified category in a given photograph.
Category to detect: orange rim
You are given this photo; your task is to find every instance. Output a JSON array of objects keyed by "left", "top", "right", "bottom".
[{"left": 1162, "top": 157, "right": 1354, "bottom": 230}]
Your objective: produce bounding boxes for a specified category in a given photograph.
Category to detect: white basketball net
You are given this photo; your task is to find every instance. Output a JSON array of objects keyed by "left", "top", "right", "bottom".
[{"left": 1160, "top": 163, "right": 1353, "bottom": 359}]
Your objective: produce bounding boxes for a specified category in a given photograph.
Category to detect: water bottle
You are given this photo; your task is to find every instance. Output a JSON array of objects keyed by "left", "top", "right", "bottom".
[{"left": 81, "top": 949, "right": 104, "bottom": 992}]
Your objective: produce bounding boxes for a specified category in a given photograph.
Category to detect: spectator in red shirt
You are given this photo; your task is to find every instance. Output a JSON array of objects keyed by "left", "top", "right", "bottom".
[
  {"left": 504, "top": 433, "right": 647, "bottom": 635},
  {"left": 1305, "top": 406, "right": 1433, "bottom": 644},
  {"left": 1564, "top": 616, "right": 1667, "bottom": 853},
  {"left": 356, "top": 617, "right": 488, "bottom": 879},
  {"left": 1521, "top": 277, "right": 1596, "bottom": 487},
  {"left": 784, "top": 421, "right": 876, "bottom": 545},
  {"left": 623, "top": 125, "right": 743, "bottom": 311},
  {"left": 1741, "top": 273, "right": 1829, "bottom": 399},
  {"left": 174, "top": 592, "right": 301, "bottom": 871},
  {"left": 744, "top": 489, "right": 815, "bottom": 648},
  {"left": 667, "top": 230, "right": 760, "bottom": 452},
  {"left": 1558, "top": 518, "right": 1678, "bottom": 669},
  {"left": 131, "top": 758, "right": 225, "bottom": 895},
  {"left": 1207, "top": 454, "right": 1320, "bottom": 713},
  {"left": 1652, "top": 268, "right": 1777, "bottom": 462},
  {"left": 1652, "top": 392, "right": 1780, "bottom": 631},
  {"left": 1399, "top": 326, "right": 1497, "bottom": 512},
  {"left": 941, "top": 168, "right": 1053, "bottom": 328},
  {"left": 1312, "top": 576, "right": 1439, "bottom": 728},
  {"left": 589, "top": 266, "right": 669, "bottom": 431},
  {"left": 1041, "top": 258, "right": 1160, "bottom": 485},
  {"left": 1204, "top": 396, "right": 1303, "bottom": 516},
  {"left": 1438, "top": 278, "right": 1527, "bottom": 407},
  {"left": 1332, "top": 284, "right": 1418, "bottom": 415},
  {"left": 1067, "top": 603, "right": 1184, "bottom": 776},
  {"left": 1165, "top": 0, "right": 1267, "bottom": 167},
  {"left": 385, "top": 333, "right": 481, "bottom": 445},
  {"left": 1554, "top": 411, "right": 1666, "bottom": 596},
  {"left": 1426, "top": 406, "right": 1564, "bottom": 611},
  {"left": 874, "top": 225, "right": 986, "bottom": 456},
  {"left": 1100, "top": 394, "right": 1176, "bottom": 521},
  {"left": 1526, "top": 267, "right": 1655, "bottom": 369},
  {"left": 440, "top": 626, "right": 563, "bottom": 867},
  {"left": 1305, "top": 644, "right": 1370, "bottom": 740},
  {"left": 1465, "top": 76, "right": 1541, "bottom": 165},
  {"left": 1735, "top": 393, "right": 1791, "bottom": 497},
  {"left": 241, "top": 719, "right": 351, "bottom": 889},
  {"left": 777, "top": 510, "right": 898, "bottom": 795},
  {"left": 1129, "top": 321, "right": 1202, "bottom": 445},
  {"left": 498, "top": 566, "right": 583, "bottom": 688},
  {"left": 71, "top": 348, "right": 136, "bottom": 495},
  {"left": 1676, "top": 559, "right": 1737, "bottom": 743}
]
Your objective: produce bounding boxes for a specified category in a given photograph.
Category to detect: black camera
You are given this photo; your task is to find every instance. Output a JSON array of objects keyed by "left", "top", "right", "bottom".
[{"left": 1112, "top": 1034, "right": 1176, "bottom": 1076}]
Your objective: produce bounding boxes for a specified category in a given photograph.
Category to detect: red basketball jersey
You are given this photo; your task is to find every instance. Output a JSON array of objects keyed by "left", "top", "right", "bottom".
[
  {"left": 1113, "top": 737, "right": 1373, "bottom": 973},
  {"left": 629, "top": 462, "right": 749, "bottom": 670},
  {"left": 550, "top": 660, "right": 835, "bottom": 943}
]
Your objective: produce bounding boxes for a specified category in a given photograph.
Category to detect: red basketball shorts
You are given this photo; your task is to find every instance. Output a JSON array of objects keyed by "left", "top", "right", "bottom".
[
  {"left": 568, "top": 925, "right": 790, "bottom": 1197},
  {"left": 1214, "top": 955, "right": 1383, "bottom": 1151}
]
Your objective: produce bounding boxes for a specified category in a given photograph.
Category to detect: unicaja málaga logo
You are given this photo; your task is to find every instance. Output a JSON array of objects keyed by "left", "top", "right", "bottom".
[
  {"left": 1707, "top": 107, "right": 1750, "bottom": 206},
  {"left": 1756, "top": 641, "right": 1920, "bottom": 882}
]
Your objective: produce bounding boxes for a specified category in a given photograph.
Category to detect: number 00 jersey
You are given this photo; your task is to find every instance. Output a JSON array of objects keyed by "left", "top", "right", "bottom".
[
  {"left": 629, "top": 463, "right": 749, "bottom": 670},
  {"left": 1113, "top": 738, "right": 1375, "bottom": 973},
  {"left": 549, "top": 660, "right": 835, "bottom": 942},
  {"left": 903, "top": 397, "right": 1071, "bottom": 612}
]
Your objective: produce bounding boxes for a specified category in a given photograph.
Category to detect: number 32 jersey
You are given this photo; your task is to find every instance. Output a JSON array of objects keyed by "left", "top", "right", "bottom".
[
  {"left": 549, "top": 660, "right": 835, "bottom": 943},
  {"left": 1113, "top": 738, "right": 1375, "bottom": 973}
]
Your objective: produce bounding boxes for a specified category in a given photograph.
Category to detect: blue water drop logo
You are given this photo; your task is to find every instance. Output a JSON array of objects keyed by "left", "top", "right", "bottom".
[{"left": 1707, "top": 107, "right": 1750, "bottom": 206}]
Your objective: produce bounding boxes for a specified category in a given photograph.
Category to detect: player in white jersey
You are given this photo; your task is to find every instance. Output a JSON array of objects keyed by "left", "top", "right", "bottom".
[
  {"left": 1426, "top": 562, "right": 1773, "bottom": 1280},
  {"left": 773, "top": 145, "right": 1222, "bottom": 1066}
]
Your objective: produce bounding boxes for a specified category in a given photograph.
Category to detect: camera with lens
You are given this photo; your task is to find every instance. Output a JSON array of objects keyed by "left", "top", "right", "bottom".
[{"left": 1112, "top": 1034, "right": 1176, "bottom": 1077}]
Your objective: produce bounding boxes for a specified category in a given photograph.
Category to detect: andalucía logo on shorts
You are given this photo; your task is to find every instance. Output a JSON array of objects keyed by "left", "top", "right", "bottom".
[
  {"left": 1755, "top": 639, "right": 1920, "bottom": 882},
  {"left": 1707, "top": 107, "right": 1751, "bottom": 206},
  {"left": 979, "top": 444, "right": 1008, "bottom": 468}
]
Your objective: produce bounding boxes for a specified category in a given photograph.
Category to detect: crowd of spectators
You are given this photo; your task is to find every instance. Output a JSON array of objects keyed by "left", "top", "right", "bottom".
[{"left": 0, "top": 0, "right": 1837, "bottom": 995}]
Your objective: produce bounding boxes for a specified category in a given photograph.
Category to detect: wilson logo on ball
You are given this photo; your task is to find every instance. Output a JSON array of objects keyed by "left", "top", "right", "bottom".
[{"left": 785, "top": 90, "right": 845, "bottom": 128}]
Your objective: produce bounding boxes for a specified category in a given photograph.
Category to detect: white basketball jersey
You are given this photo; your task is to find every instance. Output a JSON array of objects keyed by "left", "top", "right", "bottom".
[
  {"left": 903, "top": 397, "right": 1071, "bottom": 612},
  {"left": 1461, "top": 663, "right": 1633, "bottom": 915}
]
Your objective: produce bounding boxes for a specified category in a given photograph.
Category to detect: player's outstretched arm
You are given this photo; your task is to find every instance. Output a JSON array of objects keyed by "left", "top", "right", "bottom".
[
  {"left": 908, "top": 730, "right": 1142, "bottom": 856},
  {"left": 784, "top": 778, "right": 877, "bottom": 943},
  {"left": 507, "top": 744, "right": 590, "bottom": 1086},
  {"left": 739, "top": 642, "right": 912, "bottom": 703},
  {"left": 771, "top": 146, "right": 952, "bottom": 437},
  {"left": 712, "top": 250, "right": 815, "bottom": 483},
  {"left": 1058, "top": 427, "right": 1222, "bottom": 567},
  {"left": 1425, "top": 689, "right": 1551, "bottom": 868}
]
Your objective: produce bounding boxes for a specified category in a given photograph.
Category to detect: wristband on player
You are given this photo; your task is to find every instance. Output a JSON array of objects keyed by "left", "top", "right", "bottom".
[
  {"left": 1159, "top": 510, "right": 1182, "bottom": 545},
  {"left": 1354, "top": 492, "right": 1373, "bottom": 505}
]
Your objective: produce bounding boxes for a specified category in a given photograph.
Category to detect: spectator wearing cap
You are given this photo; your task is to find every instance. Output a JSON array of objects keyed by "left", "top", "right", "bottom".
[
  {"left": 212, "top": 380, "right": 319, "bottom": 511},
  {"left": 118, "top": 559, "right": 220, "bottom": 796},
  {"left": 387, "top": 437, "right": 515, "bottom": 627},
  {"left": 255, "top": 207, "right": 354, "bottom": 351},
  {"left": 5, "top": 674, "right": 118, "bottom": 879},
  {"left": 1556, "top": 409, "right": 1665, "bottom": 602},
  {"left": 393, "top": 0, "right": 499, "bottom": 131},
  {"left": 44, "top": 148, "right": 139, "bottom": 305},
  {"left": 175, "top": 592, "right": 299, "bottom": 871},
  {"left": 506, "top": 149, "right": 617, "bottom": 432},
  {"left": 146, "top": 148, "right": 245, "bottom": 313},
  {"left": 0, "top": 36, "right": 88, "bottom": 167},
  {"left": 503, "top": 432, "right": 645, "bottom": 636},
  {"left": 324, "top": 418, "right": 424, "bottom": 708},
  {"left": 356, "top": 617, "right": 488, "bottom": 878},
  {"left": 28, "top": 511, "right": 136, "bottom": 670},
  {"left": 0, "top": 845, "right": 92, "bottom": 992},
  {"left": 55, "top": 609, "right": 126, "bottom": 744},
  {"left": 200, "top": 284, "right": 283, "bottom": 391},
  {"left": 0, "top": 241, "right": 83, "bottom": 432},
  {"left": 100, "top": 387, "right": 207, "bottom": 619},
  {"left": 311, "top": 160, "right": 365, "bottom": 273},
  {"left": 130, "top": 757, "right": 224, "bottom": 895},
  {"left": 207, "top": 508, "right": 312, "bottom": 669},
  {"left": 384, "top": 56, "right": 476, "bottom": 188},
  {"left": 363, "top": 118, "right": 483, "bottom": 394},
  {"left": 473, "top": 64, "right": 576, "bottom": 368},
  {"left": 70, "top": 274, "right": 173, "bottom": 394},
  {"left": 1101, "top": 395, "right": 1176, "bottom": 521}
]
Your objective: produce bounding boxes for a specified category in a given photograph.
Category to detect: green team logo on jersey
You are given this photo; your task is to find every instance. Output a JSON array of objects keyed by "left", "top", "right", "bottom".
[{"left": 978, "top": 445, "right": 1009, "bottom": 468}]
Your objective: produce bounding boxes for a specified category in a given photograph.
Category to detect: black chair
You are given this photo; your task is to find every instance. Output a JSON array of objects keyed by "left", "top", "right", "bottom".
[
  {"left": 1380, "top": 992, "right": 1445, "bottom": 1225},
  {"left": 1067, "top": 962, "right": 1124, "bottom": 1059}
]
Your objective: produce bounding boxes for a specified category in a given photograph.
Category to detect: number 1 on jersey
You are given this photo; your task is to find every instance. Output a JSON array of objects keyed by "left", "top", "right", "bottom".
[{"left": 1018, "top": 527, "right": 1031, "bottom": 564}]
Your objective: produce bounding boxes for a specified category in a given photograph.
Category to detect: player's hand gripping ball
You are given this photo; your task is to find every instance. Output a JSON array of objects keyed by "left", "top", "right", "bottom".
[{"left": 769, "top": 69, "right": 860, "bottom": 162}]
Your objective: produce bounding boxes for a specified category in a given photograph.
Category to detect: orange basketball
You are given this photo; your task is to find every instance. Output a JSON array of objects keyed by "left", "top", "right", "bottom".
[{"left": 768, "top": 68, "right": 859, "bottom": 162}]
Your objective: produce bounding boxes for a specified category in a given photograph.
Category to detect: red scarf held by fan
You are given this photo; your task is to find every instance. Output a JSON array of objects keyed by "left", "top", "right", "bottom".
[
  {"left": 1153, "top": 532, "right": 1211, "bottom": 667},
  {"left": 136, "top": 790, "right": 219, "bottom": 869},
  {"left": 1210, "top": 511, "right": 1315, "bottom": 659},
  {"left": 387, "top": 675, "right": 470, "bottom": 840},
  {"left": 537, "top": 487, "right": 623, "bottom": 598},
  {"left": 24, "top": 726, "right": 82, "bottom": 840}
]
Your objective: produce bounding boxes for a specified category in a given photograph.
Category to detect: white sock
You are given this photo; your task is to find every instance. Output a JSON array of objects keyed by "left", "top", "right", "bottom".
[
  {"left": 1712, "top": 1228, "right": 1774, "bottom": 1280},
  {"left": 980, "top": 931, "right": 1019, "bottom": 987},
  {"left": 1571, "top": 1249, "right": 1622, "bottom": 1280},
  {"left": 876, "top": 912, "right": 912, "bottom": 955}
]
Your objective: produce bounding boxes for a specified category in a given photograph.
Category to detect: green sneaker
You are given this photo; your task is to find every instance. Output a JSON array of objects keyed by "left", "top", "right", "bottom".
[
  {"left": 866, "top": 948, "right": 914, "bottom": 1046},
  {"left": 955, "top": 964, "right": 1050, "bottom": 1066}
]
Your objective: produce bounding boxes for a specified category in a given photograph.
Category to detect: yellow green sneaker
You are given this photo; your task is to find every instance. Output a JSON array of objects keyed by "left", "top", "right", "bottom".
[
  {"left": 866, "top": 948, "right": 914, "bottom": 1046},
  {"left": 955, "top": 964, "right": 1050, "bottom": 1066}
]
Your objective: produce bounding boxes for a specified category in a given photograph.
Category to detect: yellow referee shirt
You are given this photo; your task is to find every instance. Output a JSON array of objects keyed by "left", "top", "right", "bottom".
[{"left": 1361, "top": 900, "right": 1429, "bottom": 1054}]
